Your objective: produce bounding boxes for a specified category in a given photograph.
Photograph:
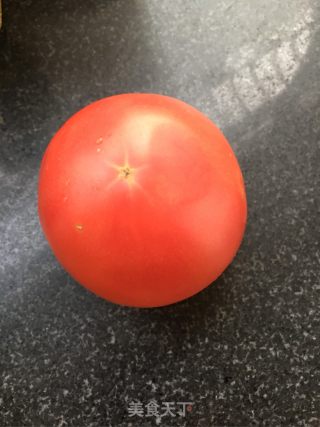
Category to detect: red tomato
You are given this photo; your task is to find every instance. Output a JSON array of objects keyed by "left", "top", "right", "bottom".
[{"left": 38, "top": 94, "right": 247, "bottom": 307}]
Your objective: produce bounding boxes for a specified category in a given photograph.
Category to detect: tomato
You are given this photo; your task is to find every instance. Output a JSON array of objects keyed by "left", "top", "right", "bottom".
[{"left": 38, "top": 94, "right": 247, "bottom": 307}]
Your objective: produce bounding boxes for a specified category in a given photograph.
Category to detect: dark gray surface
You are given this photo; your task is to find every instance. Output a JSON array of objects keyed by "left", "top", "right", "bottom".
[{"left": 1, "top": 1, "right": 320, "bottom": 426}]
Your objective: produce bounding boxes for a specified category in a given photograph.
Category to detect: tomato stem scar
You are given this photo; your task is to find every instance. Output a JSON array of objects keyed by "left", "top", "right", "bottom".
[
  {"left": 119, "top": 165, "right": 133, "bottom": 179},
  {"left": 75, "top": 224, "right": 83, "bottom": 231}
]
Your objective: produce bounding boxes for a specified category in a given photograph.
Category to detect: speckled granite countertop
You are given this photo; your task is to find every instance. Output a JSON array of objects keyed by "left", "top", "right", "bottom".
[{"left": 0, "top": 1, "right": 320, "bottom": 426}]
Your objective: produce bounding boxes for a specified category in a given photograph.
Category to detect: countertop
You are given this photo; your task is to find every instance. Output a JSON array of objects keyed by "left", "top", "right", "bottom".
[{"left": 0, "top": 1, "right": 320, "bottom": 426}]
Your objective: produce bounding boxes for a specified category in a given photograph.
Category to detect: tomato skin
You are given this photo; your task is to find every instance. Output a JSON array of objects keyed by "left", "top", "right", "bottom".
[{"left": 38, "top": 94, "right": 247, "bottom": 307}]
